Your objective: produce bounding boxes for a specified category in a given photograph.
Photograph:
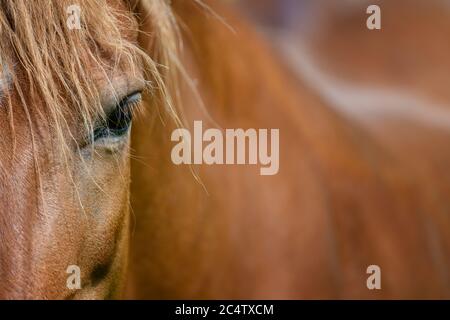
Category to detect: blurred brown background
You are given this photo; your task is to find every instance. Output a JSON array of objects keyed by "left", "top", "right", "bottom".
[{"left": 227, "top": 0, "right": 450, "bottom": 123}]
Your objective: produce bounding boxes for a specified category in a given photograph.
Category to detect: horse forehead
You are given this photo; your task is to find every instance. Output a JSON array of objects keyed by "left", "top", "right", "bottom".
[{"left": 107, "top": 0, "right": 139, "bottom": 37}]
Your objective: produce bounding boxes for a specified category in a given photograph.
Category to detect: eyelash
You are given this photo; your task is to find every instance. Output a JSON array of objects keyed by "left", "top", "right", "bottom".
[{"left": 93, "top": 92, "right": 141, "bottom": 141}]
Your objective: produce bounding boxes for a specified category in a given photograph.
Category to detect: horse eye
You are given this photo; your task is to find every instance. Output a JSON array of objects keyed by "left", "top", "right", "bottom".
[{"left": 93, "top": 92, "right": 141, "bottom": 141}]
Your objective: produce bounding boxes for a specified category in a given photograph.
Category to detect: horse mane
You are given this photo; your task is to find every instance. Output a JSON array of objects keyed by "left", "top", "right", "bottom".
[{"left": 0, "top": 0, "right": 182, "bottom": 151}]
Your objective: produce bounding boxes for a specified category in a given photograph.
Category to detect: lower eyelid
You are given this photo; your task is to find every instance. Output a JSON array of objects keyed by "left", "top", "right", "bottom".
[{"left": 91, "top": 134, "right": 130, "bottom": 153}]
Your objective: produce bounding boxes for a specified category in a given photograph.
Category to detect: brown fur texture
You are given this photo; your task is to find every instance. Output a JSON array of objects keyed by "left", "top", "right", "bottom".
[{"left": 127, "top": 0, "right": 450, "bottom": 299}]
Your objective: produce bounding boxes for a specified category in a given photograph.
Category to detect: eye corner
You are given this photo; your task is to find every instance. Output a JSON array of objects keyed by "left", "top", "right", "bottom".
[{"left": 91, "top": 90, "right": 143, "bottom": 145}]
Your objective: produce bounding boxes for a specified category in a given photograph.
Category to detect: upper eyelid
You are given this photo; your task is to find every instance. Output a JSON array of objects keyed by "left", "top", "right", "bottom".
[
  {"left": 98, "top": 76, "right": 145, "bottom": 112},
  {"left": 93, "top": 92, "right": 141, "bottom": 139},
  {"left": 101, "top": 91, "right": 142, "bottom": 119},
  {"left": 116, "top": 91, "right": 142, "bottom": 108}
]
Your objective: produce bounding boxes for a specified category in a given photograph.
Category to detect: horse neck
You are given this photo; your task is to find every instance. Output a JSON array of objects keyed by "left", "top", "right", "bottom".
[{"left": 128, "top": 0, "right": 376, "bottom": 298}]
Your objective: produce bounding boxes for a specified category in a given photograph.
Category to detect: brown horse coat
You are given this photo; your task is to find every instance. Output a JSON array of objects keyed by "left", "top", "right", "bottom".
[{"left": 127, "top": 0, "right": 450, "bottom": 299}]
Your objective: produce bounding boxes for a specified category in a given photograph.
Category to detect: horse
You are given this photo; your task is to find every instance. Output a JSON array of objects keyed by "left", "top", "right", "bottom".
[{"left": 0, "top": 0, "right": 449, "bottom": 300}]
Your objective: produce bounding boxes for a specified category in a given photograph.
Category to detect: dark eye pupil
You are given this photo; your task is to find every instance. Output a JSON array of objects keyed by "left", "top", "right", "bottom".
[
  {"left": 93, "top": 92, "right": 140, "bottom": 140},
  {"left": 105, "top": 103, "right": 132, "bottom": 135}
]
